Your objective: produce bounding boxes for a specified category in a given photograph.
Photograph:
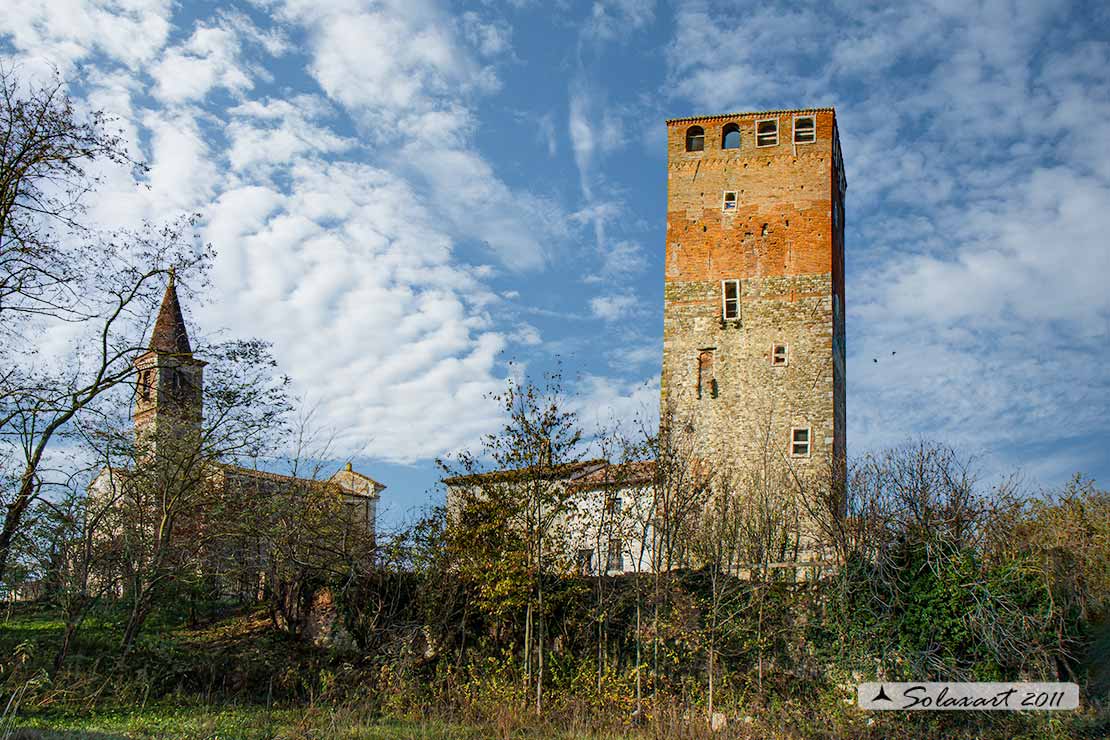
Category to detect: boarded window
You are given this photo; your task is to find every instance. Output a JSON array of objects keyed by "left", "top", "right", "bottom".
[
  {"left": 722, "top": 280, "right": 740, "bottom": 320},
  {"left": 697, "top": 350, "right": 717, "bottom": 399},
  {"left": 721, "top": 122, "right": 740, "bottom": 149},
  {"left": 756, "top": 119, "right": 778, "bottom": 147},
  {"left": 793, "top": 115, "right": 816, "bottom": 144},
  {"left": 685, "top": 125, "right": 705, "bottom": 152}
]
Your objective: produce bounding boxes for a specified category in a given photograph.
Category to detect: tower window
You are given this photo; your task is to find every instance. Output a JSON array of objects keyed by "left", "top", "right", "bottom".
[
  {"left": 791, "top": 427, "right": 811, "bottom": 457},
  {"left": 685, "top": 125, "right": 705, "bottom": 152},
  {"left": 697, "top": 349, "right": 716, "bottom": 399},
  {"left": 721, "top": 122, "right": 740, "bottom": 149},
  {"left": 771, "top": 343, "right": 788, "bottom": 366},
  {"left": 139, "top": 370, "right": 152, "bottom": 400},
  {"left": 721, "top": 280, "right": 740, "bottom": 320},
  {"left": 756, "top": 119, "right": 778, "bottom": 147},
  {"left": 793, "top": 115, "right": 816, "bottom": 144},
  {"left": 722, "top": 191, "right": 738, "bottom": 210}
]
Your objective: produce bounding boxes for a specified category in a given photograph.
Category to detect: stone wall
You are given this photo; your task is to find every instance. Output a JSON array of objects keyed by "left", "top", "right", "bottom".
[{"left": 661, "top": 109, "right": 846, "bottom": 487}]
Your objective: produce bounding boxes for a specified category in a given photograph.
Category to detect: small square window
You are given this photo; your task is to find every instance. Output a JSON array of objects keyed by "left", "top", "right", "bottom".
[
  {"left": 722, "top": 191, "right": 737, "bottom": 211},
  {"left": 791, "top": 427, "right": 810, "bottom": 457},
  {"left": 793, "top": 115, "right": 816, "bottom": 144},
  {"left": 721, "top": 279, "right": 740, "bottom": 320},
  {"left": 756, "top": 119, "right": 778, "bottom": 147},
  {"left": 771, "top": 344, "right": 788, "bottom": 366}
]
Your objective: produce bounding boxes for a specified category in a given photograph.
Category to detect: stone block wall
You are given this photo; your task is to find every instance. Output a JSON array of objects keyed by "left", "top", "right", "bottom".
[{"left": 661, "top": 109, "right": 846, "bottom": 484}]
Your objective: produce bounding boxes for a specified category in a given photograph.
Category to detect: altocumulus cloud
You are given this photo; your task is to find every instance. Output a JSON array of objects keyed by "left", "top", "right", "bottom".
[{"left": 1, "top": 0, "right": 563, "bottom": 465}]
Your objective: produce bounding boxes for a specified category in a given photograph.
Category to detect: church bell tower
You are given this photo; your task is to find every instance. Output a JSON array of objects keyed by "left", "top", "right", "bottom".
[{"left": 133, "top": 269, "right": 205, "bottom": 457}]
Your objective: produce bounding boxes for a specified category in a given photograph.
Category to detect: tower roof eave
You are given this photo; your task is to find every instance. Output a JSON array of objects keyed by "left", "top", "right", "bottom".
[{"left": 665, "top": 107, "right": 836, "bottom": 125}]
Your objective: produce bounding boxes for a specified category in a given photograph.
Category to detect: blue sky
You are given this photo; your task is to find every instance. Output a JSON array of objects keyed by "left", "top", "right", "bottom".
[{"left": 4, "top": 0, "right": 1108, "bottom": 528}]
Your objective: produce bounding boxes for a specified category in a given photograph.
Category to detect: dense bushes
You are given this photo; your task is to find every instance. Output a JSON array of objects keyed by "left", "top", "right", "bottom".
[{"left": 2, "top": 443, "right": 1108, "bottom": 738}]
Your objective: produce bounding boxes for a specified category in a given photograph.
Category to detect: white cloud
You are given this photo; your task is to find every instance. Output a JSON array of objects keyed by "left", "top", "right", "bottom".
[
  {"left": 203, "top": 161, "right": 510, "bottom": 463},
  {"left": 598, "top": 240, "right": 646, "bottom": 280},
  {"left": 280, "top": 0, "right": 495, "bottom": 133},
  {"left": 572, "top": 374, "right": 660, "bottom": 443},
  {"left": 281, "top": 0, "right": 561, "bottom": 272},
  {"left": 400, "top": 143, "right": 558, "bottom": 272},
  {"left": 2, "top": 0, "right": 173, "bottom": 76},
  {"left": 537, "top": 113, "right": 558, "bottom": 157},
  {"left": 226, "top": 96, "right": 355, "bottom": 173},
  {"left": 509, "top": 323, "right": 542, "bottom": 346},
  {"left": 590, "top": 293, "right": 637, "bottom": 321},
  {"left": 461, "top": 11, "right": 513, "bottom": 57},
  {"left": 583, "top": 0, "right": 656, "bottom": 43},
  {"left": 151, "top": 24, "right": 252, "bottom": 103}
]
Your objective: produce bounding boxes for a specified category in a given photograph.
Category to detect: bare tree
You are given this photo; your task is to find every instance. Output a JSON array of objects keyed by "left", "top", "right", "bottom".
[
  {"left": 0, "top": 65, "right": 137, "bottom": 324},
  {"left": 83, "top": 338, "right": 290, "bottom": 654},
  {"left": 0, "top": 67, "right": 209, "bottom": 586},
  {"left": 614, "top": 405, "right": 712, "bottom": 708},
  {"left": 0, "top": 226, "right": 208, "bottom": 588},
  {"left": 22, "top": 464, "right": 126, "bottom": 672},
  {"left": 690, "top": 468, "right": 746, "bottom": 720}
]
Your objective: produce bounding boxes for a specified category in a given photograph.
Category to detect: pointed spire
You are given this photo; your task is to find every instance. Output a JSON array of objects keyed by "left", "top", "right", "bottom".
[{"left": 149, "top": 267, "right": 192, "bottom": 354}]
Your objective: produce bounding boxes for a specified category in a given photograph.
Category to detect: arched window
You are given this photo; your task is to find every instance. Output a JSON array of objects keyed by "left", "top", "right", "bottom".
[
  {"left": 721, "top": 122, "right": 740, "bottom": 149},
  {"left": 139, "top": 370, "right": 152, "bottom": 401},
  {"left": 685, "top": 125, "right": 705, "bottom": 152}
]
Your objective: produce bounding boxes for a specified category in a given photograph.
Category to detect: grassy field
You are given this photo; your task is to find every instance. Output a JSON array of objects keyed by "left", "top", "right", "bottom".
[{"left": 6, "top": 705, "right": 476, "bottom": 740}]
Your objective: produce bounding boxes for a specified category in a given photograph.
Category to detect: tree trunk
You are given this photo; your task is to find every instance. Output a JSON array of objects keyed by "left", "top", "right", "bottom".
[
  {"left": 53, "top": 615, "right": 83, "bottom": 673},
  {"left": 523, "top": 600, "right": 533, "bottom": 695},
  {"left": 535, "top": 576, "right": 544, "bottom": 714},
  {"left": 0, "top": 473, "right": 39, "bottom": 585},
  {"left": 596, "top": 570, "right": 604, "bottom": 694},
  {"left": 121, "top": 593, "right": 153, "bottom": 656},
  {"left": 635, "top": 598, "right": 642, "bottom": 715},
  {"left": 708, "top": 641, "right": 715, "bottom": 719}
]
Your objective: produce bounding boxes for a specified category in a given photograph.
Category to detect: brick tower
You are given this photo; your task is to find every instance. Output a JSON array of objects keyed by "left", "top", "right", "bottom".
[
  {"left": 660, "top": 109, "right": 846, "bottom": 482},
  {"left": 133, "top": 270, "right": 205, "bottom": 458}
]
